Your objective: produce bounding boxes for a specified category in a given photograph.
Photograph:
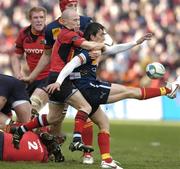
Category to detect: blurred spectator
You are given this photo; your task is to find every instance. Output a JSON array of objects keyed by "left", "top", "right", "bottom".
[{"left": 0, "top": 0, "right": 179, "bottom": 87}]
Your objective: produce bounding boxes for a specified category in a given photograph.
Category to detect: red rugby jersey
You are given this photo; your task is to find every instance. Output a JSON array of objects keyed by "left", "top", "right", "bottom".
[
  {"left": 50, "top": 28, "right": 85, "bottom": 72},
  {"left": 3, "top": 131, "right": 49, "bottom": 162},
  {"left": 15, "top": 26, "right": 50, "bottom": 80}
]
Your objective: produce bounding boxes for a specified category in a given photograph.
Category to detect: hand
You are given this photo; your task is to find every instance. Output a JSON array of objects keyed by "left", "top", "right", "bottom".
[
  {"left": 46, "top": 82, "right": 61, "bottom": 94},
  {"left": 89, "top": 50, "right": 102, "bottom": 60},
  {"left": 136, "top": 33, "right": 153, "bottom": 45},
  {"left": 21, "top": 76, "right": 34, "bottom": 84},
  {"left": 15, "top": 73, "right": 23, "bottom": 80}
]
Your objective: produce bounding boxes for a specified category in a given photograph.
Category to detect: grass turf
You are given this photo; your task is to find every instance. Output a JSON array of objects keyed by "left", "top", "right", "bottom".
[{"left": 1, "top": 120, "right": 180, "bottom": 169}]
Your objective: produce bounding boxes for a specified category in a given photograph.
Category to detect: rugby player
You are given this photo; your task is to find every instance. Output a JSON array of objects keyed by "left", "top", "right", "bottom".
[
  {"left": 45, "top": 22, "right": 179, "bottom": 169},
  {"left": 0, "top": 130, "right": 64, "bottom": 162},
  {"left": 11, "top": 6, "right": 49, "bottom": 117},
  {"left": 0, "top": 74, "right": 31, "bottom": 129}
]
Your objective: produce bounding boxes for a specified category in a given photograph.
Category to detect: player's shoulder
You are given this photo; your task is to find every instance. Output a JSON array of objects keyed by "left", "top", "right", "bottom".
[
  {"left": 80, "top": 15, "right": 93, "bottom": 24},
  {"left": 18, "top": 26, "right": 31, "bottom": 36},
  {"left": 46, "top": 18, "right": 63, "bottom": 31}
]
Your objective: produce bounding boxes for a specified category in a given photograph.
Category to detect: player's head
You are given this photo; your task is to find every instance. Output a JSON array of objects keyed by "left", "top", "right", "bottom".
[
  {"left": 28, "top": 6, "right": 47, "bottom": 32},
  {"left": 59, "top": 0, "right": 78, "bottom": 12},
  {"left": 84, "top": 22, "right": 105, "bottom": 42},
  {"left": 61, "top": 9, "right": 80, "bottom": 31}
]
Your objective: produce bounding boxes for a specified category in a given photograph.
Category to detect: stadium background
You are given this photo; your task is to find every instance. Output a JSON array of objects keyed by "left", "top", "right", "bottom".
[{"left": 0, "top": 0, "right": 179, "bottom": 120}]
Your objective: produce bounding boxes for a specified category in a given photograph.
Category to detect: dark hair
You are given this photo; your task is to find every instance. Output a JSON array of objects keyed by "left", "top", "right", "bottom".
[{"left": 84, "top": 22, "right": 104, "bottom": 41}]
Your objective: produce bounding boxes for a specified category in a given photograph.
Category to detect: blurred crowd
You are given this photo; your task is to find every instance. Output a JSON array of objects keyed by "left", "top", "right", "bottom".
[{"left": 0, "top": 0, "right": 179, "bottom": 87}]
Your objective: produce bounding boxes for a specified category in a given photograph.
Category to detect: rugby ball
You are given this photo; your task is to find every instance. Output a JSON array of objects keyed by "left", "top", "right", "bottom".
[{"left": 146, "top": 62, "right": 166, "bottom": 79}]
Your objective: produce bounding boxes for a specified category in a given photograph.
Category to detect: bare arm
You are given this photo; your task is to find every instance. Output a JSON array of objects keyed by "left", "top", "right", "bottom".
[
  {"left": 46, "top": 55, "right": 84, "bottom": 94},
  {"left": 22, "top": 48, "right": 52, "bottom": 83},
  {"left": 80, "top": 41, "right": 105, "bottom": 50},
  {"left": 10, "top": 54, "right": 23, "bottom": 79}
]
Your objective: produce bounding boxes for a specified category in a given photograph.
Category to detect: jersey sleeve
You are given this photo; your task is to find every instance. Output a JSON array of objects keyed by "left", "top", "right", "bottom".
[
  {"left": 72, "top": 32, "right": 85, "bottom": 47},
  {"left": 79, "top": 49, "right": 91, "bottom": 64},
  {"left": 14, "top": 29, "right": 25, "bottom": 54}
]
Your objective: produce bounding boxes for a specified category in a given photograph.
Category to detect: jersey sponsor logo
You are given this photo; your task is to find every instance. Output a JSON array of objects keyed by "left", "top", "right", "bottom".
[
  {"left": 52, "top": 28, "right": 61, "bottom": 40},
  {"left": 24, "top": 48, "right": 44, "bottom": 54}
]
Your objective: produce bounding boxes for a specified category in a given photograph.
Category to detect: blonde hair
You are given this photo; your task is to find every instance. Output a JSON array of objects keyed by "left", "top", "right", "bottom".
[{"left": 28, "top": 6, "right": 47, "bottom": 19}]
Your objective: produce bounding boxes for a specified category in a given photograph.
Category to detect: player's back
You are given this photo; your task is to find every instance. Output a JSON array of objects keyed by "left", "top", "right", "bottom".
[
  {"left": 0, "top": 74, "right": 29, "bottom": 114},
  {"left": 1, "top": 131, "right": 48, "bottom": 162}
]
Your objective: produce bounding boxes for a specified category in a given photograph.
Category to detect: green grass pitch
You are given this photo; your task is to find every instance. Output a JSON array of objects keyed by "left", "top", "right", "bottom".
[{"left": 1, "top": 120, "right": 180, "bottom": 169}]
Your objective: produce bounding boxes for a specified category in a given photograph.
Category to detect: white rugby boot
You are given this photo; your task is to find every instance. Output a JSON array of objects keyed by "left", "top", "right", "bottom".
[
  {"left": 166, "top": 76, "right": 180, "bottom": 99},
  {"left": 101, "top": 160, "right": 123, "bottom": 169},
  {"left": 82, "top": 154, "right": 94, "bottom": 164}
]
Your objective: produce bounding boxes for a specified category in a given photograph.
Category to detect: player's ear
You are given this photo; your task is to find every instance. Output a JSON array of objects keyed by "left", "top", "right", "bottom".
[{"left": 90, "top": 34, "right": 95, "bottom": 41}]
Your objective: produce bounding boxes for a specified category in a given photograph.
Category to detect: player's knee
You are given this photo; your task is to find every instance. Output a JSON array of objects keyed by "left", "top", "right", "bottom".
[
  {"left": 79, "top": 104, "right": 92, "bottom": 114},
  {"left": 30, "top": 95, "right": 43, "bottom": 112}
]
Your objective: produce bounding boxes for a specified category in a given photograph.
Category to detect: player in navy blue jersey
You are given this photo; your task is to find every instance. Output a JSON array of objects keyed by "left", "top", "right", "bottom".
[
  {"left": 0, "top": 74, "right": 31, "bottom": 129},
  {"left": 45, "top": 22, "right": 179, "bottom": 169}
]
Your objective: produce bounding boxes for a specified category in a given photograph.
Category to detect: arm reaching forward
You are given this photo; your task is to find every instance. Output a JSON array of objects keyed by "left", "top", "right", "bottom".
[
  {"left": 46, "top": 55, "right": 84, "bottom": 94},
  {"left": 104, "top": 33, "right": 153, "bottom": 55}
]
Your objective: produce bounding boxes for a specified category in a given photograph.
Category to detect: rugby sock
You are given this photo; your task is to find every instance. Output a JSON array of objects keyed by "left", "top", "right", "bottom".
[
  {"left": 73, "top": 111, "right": 89, "bottom": 142},
  {"left": 82, "top": 119, "right": 93, "bottom": 156},
  {"left": 98, "top": 131, "right": 112, "bottom": 163},
  {"left": 21, "top": 114, "right": 49, "bottom": 132},
  {"left": 140, "top": 87, "right": 171, "bottom": 99}
]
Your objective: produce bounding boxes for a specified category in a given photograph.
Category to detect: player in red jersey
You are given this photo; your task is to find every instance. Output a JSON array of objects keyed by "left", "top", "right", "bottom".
[
  {"left": 0, "top": 130, "right": 64, "bottom": 162},
  {"left": 11, "top": 6, "right": 49, "bottom": 117},
  {"left": 21, "top": 0, "right": 96, "bottom": 164}
]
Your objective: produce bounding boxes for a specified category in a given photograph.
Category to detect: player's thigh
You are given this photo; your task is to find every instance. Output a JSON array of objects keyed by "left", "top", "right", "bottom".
[
  {"left": 67, "top": 90, "right": 92, "bottom": 113},
  {"left": 47, "top": 102, "right": 65, "bottom": 124},
  {"left": 13, "top": 101, "right": 31, "bottom": 122},
  {"left": 90, "top": 106, "right": 109, "bottom": 132},
  {"left": 107, "top": 83, "right": 131, "bottom": 103},
  {"left": 0, "top": 96, "right": 7, "bottom": 110},
  {"left": 108, "top": 83, "right": 141, "bottom": 103}
]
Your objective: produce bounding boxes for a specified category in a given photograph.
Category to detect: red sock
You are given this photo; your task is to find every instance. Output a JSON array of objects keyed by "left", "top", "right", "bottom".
[
  {"left": 82, "top": 119, "right": 93, "bottom": 145},
  {"left": 23, "top": 114, "right": 49, "bottom": 131},
  {"left": 74, "top": 111, "right": 89, "bottom": 135},
  {"left": 82, "top": 119, "right": 93, "bottom": 156},
  {"left": 98, "top": 131, "right": 112, "bottom": 163},
  {"left": 140, "top": 87, "right": 171, "bottom": 99}
]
